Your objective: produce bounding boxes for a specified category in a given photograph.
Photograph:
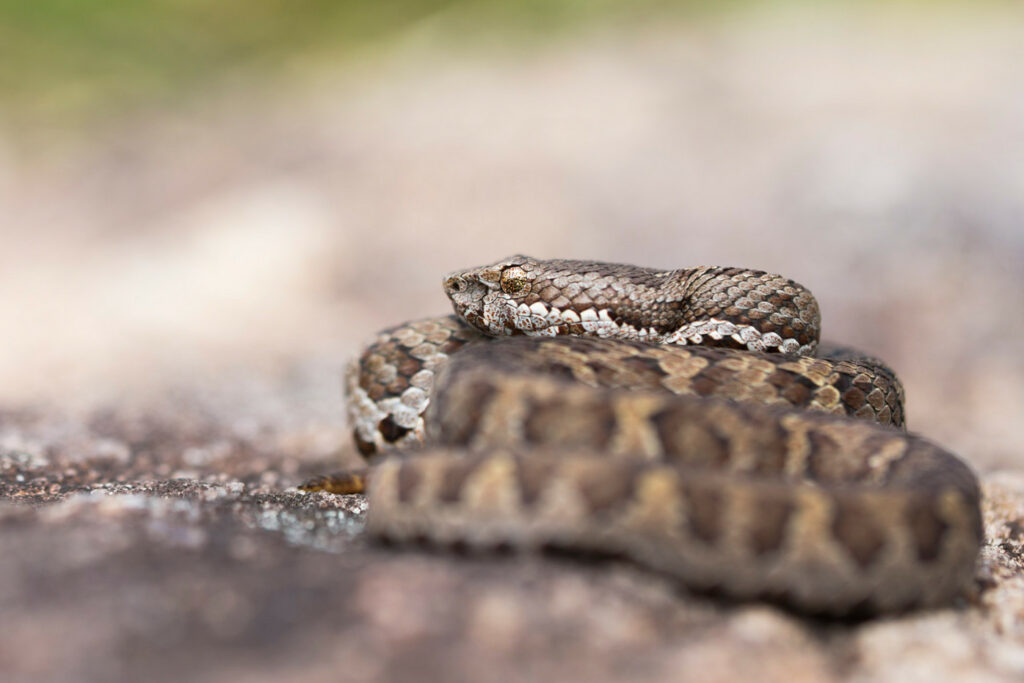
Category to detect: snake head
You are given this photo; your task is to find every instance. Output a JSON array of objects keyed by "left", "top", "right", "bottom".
[
  {"left": 443, "top": 255, "right": 540, "bottom": 335},
  {"left": 444, "top": 255, "right": 821, "bottom": 353}
]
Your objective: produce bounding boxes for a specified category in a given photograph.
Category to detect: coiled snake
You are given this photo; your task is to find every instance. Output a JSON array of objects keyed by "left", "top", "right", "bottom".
[{"left": 303, "top": 256, "right": 982, "bottom": 616}]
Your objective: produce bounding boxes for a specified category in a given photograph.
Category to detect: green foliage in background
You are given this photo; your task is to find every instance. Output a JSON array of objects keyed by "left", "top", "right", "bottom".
[
  {"left": 0, "top": 0, "right": 679, "bottom": 124},
  {"left": 0, "top": 0, "right": 995, "bottom": 126}
]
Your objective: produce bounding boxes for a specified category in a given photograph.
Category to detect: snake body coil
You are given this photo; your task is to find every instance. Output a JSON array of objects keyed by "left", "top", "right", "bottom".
[{"left": 310, "top": 255, "right": 982, "bottom": 616}]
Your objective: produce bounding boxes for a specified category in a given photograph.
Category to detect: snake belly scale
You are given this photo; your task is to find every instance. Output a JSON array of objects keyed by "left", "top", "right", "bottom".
[{"left": 305, "top": 255, "right": 982, "bottom": 616}]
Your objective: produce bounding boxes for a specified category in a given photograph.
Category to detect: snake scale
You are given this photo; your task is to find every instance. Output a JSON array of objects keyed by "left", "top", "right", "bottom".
[{"left": 303, "top": 255, "right": 982, "bottom": 616}]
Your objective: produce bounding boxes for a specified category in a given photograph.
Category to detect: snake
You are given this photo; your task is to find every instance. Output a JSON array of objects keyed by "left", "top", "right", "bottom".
[{"left": 303, "top": 255, "right": 982, "bottom": 616}]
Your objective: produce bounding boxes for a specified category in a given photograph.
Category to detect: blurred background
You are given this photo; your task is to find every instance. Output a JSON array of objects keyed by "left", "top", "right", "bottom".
[{"left": 1, "top": 0, "right": 1022, "bottom": 472}]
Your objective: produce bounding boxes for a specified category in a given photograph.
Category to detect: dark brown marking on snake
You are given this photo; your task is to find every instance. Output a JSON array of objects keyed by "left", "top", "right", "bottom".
[
  {"left": 713, "top": 336, "right": 751, "bottom": 351},
  {"left": 905, "top": 495, "right": 948, "bottom": 562},
  {"left": 438, "top": 458, "right": 484, "bottom": 504},
  {"left": 397, "top": 463, "right": 423, "bottom": 503},
  {"left": 545, "top": 362, "right": 581, "bottom": 383},
  {"left": 842, "top": 386, "right": 867, "bottom": 411},
  {"left": 699, "top": 363, "right": 737, "bottom": 386},
  {"left": 781, "top": 381, "right": 811, "bottom": 406},
  {"left": 355, "top": 431, "right": 377, "bottom": 457},
  {"left": 690, "top": 376, "right": 722, "bottom": 397},
  {"left": 379, "top": 416, "right": 411, "bottom": 444},
  {"left": 397, "top": 355, "right": 422, "bottom": 378},
  {"left": 515, "top": 457, "right": 560, "bottom": 506},
  {"left": 749, "top": 421, "right": 791, "bottom": 476},
  {"left": 768, "top": 369, "right": 795, "bottom": 390},
  {"left": 681, "top": 482, "right": 724, "bottom": 545},
  {"left": 886, "top": 387, "right": 900, "bottom": 409},
  {"left": 576, "top": 462, "right": 641, "bottom": 514},
  {"left": 439, "top": 338, "right": 470, "bottom": 355},
  {"left": 786, "top": 370, "right": 819, "bottom": 403},
  {"left": 433, "top": 377, "right": 498, "bottom": 445},
  {"left": 748, "top": 493, "right": 793, "bottom": 555},
  {"left": 831, "top": 499, "right": 886, "bottom": 568},
  {"left": 650, "top": 407, "right": 731, "bottom": 469}
]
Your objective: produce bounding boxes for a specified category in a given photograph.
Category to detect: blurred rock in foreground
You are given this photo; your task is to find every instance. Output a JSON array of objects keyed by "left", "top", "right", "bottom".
[{"left": 1, "top": 383, "right": 1023, "bottom": 683}]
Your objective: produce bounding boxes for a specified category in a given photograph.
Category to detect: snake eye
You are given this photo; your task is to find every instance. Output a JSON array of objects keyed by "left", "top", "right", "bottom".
[{"left": 499, "top": 266, "right": 529, "bottom": 295}]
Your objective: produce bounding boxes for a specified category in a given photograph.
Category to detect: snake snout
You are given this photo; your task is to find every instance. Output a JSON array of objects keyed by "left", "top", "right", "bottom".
[
  {"left": 444, "top": 274, "right": 486, "bottom": 301},
  {"left": 445, "top": 276, "right": 467, "bottom": 293}
]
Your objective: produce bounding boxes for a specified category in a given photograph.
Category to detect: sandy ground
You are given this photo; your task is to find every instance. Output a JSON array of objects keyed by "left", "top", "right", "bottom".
[{"left": 1, "top": 5, "right": 1023, "bottom": 681}]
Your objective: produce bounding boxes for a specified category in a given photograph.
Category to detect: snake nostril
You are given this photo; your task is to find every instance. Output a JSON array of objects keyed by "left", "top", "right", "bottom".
[{"left": 448, "top": 278, "right": 465, "bottom": 293}]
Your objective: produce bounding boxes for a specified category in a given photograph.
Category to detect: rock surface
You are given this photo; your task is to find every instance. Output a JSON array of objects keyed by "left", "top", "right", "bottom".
[{"left": 1, "top": 386, "right": 1023, "bottom": 683}]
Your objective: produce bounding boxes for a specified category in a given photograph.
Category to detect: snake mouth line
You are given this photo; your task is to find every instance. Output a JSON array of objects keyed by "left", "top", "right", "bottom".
[
  {"left": 498, "top": 303, "right": 790, "bottom": 349},
  {"left": 519, "top": 320, "right": 657, "bottom": 338},
  {"left": 498, "top": 302, "right": 651, "bottom": 336}
]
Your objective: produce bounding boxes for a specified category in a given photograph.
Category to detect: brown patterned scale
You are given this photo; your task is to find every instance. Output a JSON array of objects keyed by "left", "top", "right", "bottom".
[{"left": 305, "top": 256, "right": 982, "bottom": 616}]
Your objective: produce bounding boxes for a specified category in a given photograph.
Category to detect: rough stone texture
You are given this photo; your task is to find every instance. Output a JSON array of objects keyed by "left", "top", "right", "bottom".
[
  {"left": 3, "top": 4, "right": 1024, "bottom": 682},
  {"left": 1, "top": 384, "right": 1023, "bottom": 683}
]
